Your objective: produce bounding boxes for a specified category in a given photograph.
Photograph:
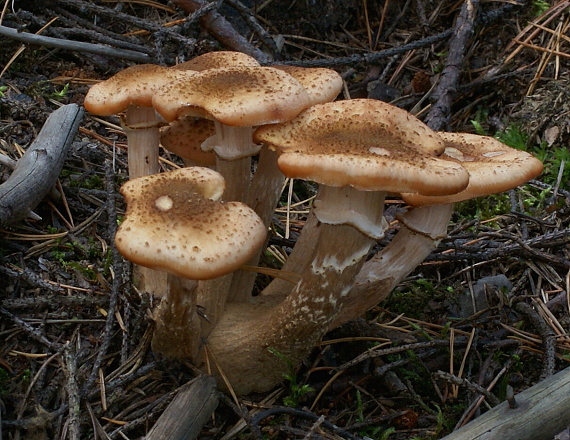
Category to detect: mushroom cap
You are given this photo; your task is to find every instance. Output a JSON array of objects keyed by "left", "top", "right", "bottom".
[
  {"left": 152, "top": 66, "right": 311, "bottom": 126},
  {"left": 273, "top": 65, "right": 343, "bottom": 106},
  {"left": 160, "top": 117, "right": 217, "bottom": 166},
  {"left": 115, "top": 167, "right": 266, "bottom": 280},
  {"left": 84, "top": 64, "right": 196, "bottom": 116},
  {"left": 402, "top": 132, "right": 544, "bottom": 206},
  {"left": 253, "top": 99, "right": 469, "bottom": 196},
  {"left": 172, "top": 51, "right": 260, "bottom": 71}
]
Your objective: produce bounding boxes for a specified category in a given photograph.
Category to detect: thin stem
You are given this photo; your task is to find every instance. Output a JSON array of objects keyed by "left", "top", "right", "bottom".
[
  {"left": 202, "top": 123, "right": 258, "bottom": 202},
  {"left": 123, "top": 104, "right": 161, "bottom": 179},
  {"left": 228, "top": 148, "right": 286, "bottom": 302},
  {"left": 328, "top": 204, "right": 454, "bottom": 330}
]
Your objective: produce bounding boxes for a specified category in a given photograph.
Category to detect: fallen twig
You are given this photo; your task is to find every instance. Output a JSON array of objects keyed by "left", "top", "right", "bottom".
[
  {"left": 0, "top": 25, "right": 152, "bottom": 63},
  {"left": 171, "top": 0, "right": 271, "bottom": 62},
  {"left": 442, "top": 366, "right": 570, "bottom": 440},
  {"left": 0, "top": 103, "right": 83, "bottom": 226},
  {"left": 82, "top": 160, "right": 124, "bottom": 394},
  {"left": 0, "top": 265, "right": 65, "bottom": 293},
  {"left": 515, "top": 302, "right": 557, "bottom": 379},
  {"left": 0, "top": 306, "right": 61, "bottom": 350},
  {"left": 251, "top": 406, "right": 365, "bottom": 440},
  {"left": 434, "top": 371, "right": 501, "bottom": 406},
  {"left": 56, "top": 0, "right": 196, "bottom": 48},
  {"left": 144, "top": 376, "right": 219, "bottom": 440},
  {"left": 424, "top": 0, "right": 480, "bottom": 130},
  {"left": 64, "top": 339, "right": 81, "bottom": 440}
]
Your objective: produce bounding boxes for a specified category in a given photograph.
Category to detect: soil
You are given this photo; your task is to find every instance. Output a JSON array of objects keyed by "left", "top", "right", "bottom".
[{"left": 1, "top": 1, "right": 569, "bottom": 439}]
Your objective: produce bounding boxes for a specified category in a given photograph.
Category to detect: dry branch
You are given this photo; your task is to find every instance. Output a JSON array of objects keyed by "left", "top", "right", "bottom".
[
  {"left": 442, "top": 366, "right": 570, "bottom": 440},
  {"left": 424, "top": 0, "right": 480, "bottom": 130},
  {"left": 171, "top": 0, "right": 271, "bottom": 62},
  {"left": 0, "top": 25, "right": 152, "bottom": 63},
  {"left": 144, "top": 376, "right": 218, "bottom": 440},
  {"left": 0, "top": 103, "right": 83, "bottom": 226}
]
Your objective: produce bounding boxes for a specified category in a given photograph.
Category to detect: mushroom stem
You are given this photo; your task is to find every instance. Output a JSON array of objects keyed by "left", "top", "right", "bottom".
[
  {"left": 122, "top": 104, "right": 161, "bottom": 179},
  {"left": 260, "top": 186, "right": 387, "bottom": 297},
  {"left": 328, "top": 203, "right": 454, "bottom": 330},
  {"left": 195, "top": 274, "right": 233, "bottom": 338},
  {"left": 193, "top": 123, "right": 258, "bottom": 311},
  {"left": 152, "top": 274, "right": 202, "bottom": 359},
  {"left": 204, "top": 186, "right": 387, "bottom": 394},
  {"left": 202, "top": 122, "right": 259, "bottom": 202},
  {"left": 123, "top": 104, "right": 167, "bottom": 297},
  {"left": 228, "top": 148, "right": 286, "bottom": 302},
  {"left": 260, "top": 212, "right": 319, "bottom": 297},
  {"left": 313, "top": 186, "right": 388, "bottom": 239},
  {"left": 205, "top": 222, "right": 375, "bottom": 394}
]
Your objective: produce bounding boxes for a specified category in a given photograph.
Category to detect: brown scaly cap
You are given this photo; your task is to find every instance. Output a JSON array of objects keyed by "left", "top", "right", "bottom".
[
  {"left": 402, "top": 132, "right": 544, "bottom": 206},
  {"left": 115, "top": 167, "right": 266, "bottom": 280},
  {"left": 172, "top": 51, "right": 260, "bottom": 71},
  {"left": 152, "top": 66, "right": 311, "bottom": 126},
  {"left": 84, "top": 64, "right": 196, "bottom": 116},
  {"left": 273, "top": 65, "right": 343, "bottom": 106},
  {"left": 160, "top": 117, "right": 217, "bottom": 166},
  {"left": 254, "top": 99, "right": 470, "bottom": 196}
]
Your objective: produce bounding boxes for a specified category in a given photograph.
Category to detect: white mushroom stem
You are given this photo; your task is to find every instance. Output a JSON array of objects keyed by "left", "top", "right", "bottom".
[
  {"left": 202, "top": 122, "right": 259, "bottom": 202},
  {"left": 123, "top": 104, "right": 166, "bottom": 297},
  {"left": 122, "top": 104, "right": 161, "bottom": 179},
  {"left": 151, "top": 274, "right": 202, "bottom": 359},
  {"left": 189, "top": 123, "right": 259, "bottom": 318},
  {"left": 328, "top": 203, "right": 454, "bottom": 330},
  {"left": 205, "top": 222, "right": 375, "bottom": 394},
  {"left": 260, "top": 212, "right": 319, "bottom": 297},
  {"left": 261, "top": 186, "right": 387, "bottom": 297},
  {"left": 228, "top": 148, "right": 286, "bottom": 302},
  {"left": 313, "top": 186, "right": 388, "bottom": 238}
]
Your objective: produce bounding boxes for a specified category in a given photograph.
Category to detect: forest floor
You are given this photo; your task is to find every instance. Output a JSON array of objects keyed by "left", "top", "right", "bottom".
[{"left": 1, "top": 0, "right": 570, "bottom": 439}]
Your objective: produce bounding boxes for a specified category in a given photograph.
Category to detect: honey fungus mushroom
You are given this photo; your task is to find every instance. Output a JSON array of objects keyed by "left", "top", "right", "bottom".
[
  {"left": 115, "top": 167, "right": 266, "bottom": 358},
  {"left": 172, "top": 50, "right": 260, "bottom": 71},
  {"left": 115, "top": 167, "right": 266, "bottom": 279},
  {"left": 254, "top": 99, "right": 470, "bottom": 297},
  {"left": 83, "top": 64, "right": 194, "bottom": 179},
  {"left": 152, "top": 66, "right": 311, "bottom": 202},
  {"left": 160, "top": 117, "right": 217, "bottom": 167},
  {"left": 330, "top": 132, "right": 544, "bottom": 330},
  {"left": 402, "top": 132, "right": 544, "bottom": 206},
  {"left": 202, "top": 99, "right": 470, "bottom": 394},
  {"left": 84, "top": 64, "right": 195, "bottom": 297}
]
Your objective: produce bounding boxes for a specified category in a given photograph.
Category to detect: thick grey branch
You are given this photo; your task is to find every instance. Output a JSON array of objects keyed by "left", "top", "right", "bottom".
[
  {"left": 0, "top": 104, "right": 83, "bottom": 226},
  {"left": 0, "top": 25, "right": 152, "bottom": 63}
]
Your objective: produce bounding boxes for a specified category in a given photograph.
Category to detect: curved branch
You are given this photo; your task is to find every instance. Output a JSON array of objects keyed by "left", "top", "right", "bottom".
[{"left": 0, "top": 104, "right": 83, "bottom": 226}]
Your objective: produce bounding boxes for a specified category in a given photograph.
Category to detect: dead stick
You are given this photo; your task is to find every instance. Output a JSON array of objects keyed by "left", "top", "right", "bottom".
[
  {"left": 144, "top": 376, "right": 219, "bottom": 440},
  {"left": 424, "top": 0, "right": 480, "bottom": 130},
  {"left": 64, "top": 341, "right": 81, "bottom": 440},
  {"left": 171, "top": 0, "right": 271, "bottom": 62},
  {"left": 0, "top": 103, "right": 83, "bottom": 226},
  {"left": 441, "top": 366, "right": 570, "bottom": 440},
  {"left": 56, "top": 0, "right": 196, "bottom": 48},
  {"left": 0, "top": 26, "right": 151, "bottom": 63},
  {"left": 515, "top": 302, "right": 557, "bottom": 379}
]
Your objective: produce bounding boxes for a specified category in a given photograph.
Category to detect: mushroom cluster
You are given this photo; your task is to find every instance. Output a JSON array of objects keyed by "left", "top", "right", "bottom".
[{"left": 84, "top": 52, "right": 543, "bottom": 395}]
